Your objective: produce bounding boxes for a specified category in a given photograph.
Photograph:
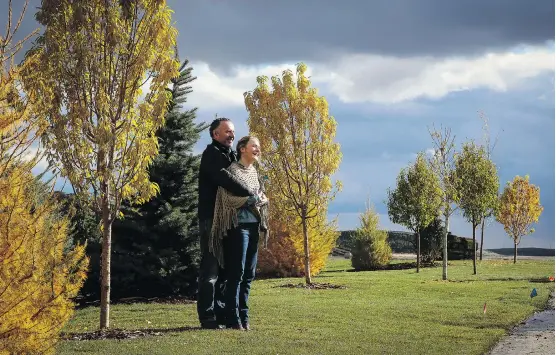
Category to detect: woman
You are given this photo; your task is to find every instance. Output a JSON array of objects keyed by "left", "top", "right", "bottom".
[{"left": 210, "top": 136, "right": 269, "bottom": 331}]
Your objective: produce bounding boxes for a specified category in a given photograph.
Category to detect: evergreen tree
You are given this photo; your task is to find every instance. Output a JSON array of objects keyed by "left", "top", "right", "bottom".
[
  {"left": 350, "top": 201, "right": 392, "bottom": 270},
  {"left": 110, "top": 59, "right": 208, "bottom": 299},
  {"left": 68, "top": 59, "right": 208, "bottom": 301}
]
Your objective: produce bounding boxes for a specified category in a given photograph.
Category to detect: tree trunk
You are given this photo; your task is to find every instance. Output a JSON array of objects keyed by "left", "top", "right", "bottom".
[
  {"left": 301, "top": 212, "right": 311, "bottom": 285},
  {"left": 480, "top": 217, "right": 485, "bottom": 261},
  {"left": 472, "top": 224, "right": 477, "bottom": 275},
  {"left": 100, "top": 196, "right": 112, "bottom": 329},
  {"left": 514, "top": 242, "right": 517, "bottom": 264},
  {"left": 416, "top": 231, "right": 420, "bottom": 273},
  {"left": 442, "top": 212, "right": 449, "bottom": 280}
]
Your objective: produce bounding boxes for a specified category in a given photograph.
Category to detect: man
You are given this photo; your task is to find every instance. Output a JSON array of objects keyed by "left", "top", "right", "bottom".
[{"left": 197, "top": 117, "right": 253, "bottom": 329}]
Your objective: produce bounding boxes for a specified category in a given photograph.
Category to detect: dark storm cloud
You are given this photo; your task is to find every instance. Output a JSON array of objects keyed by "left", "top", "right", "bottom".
[
  {"left": 166, "top": 0, "right": 554, "bottom": 67},
  {"left": 2, "top": 0, "right": 554, "bottom": 67}
]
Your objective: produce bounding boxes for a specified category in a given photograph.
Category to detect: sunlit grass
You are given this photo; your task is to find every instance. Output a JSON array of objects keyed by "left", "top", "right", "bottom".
[{"left": 57, "top": 257, "right": 555, "bottom": 355}]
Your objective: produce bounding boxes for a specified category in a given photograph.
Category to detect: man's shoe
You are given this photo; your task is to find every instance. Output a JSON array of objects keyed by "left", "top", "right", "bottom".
[
  {"left": 228, "top": 323, "right": 244, "bottom": 331},
  {"left": 200, "top": 321, "right": 224, "bottom": 330},
  {"left": 242, "top": 322, "right": 251, "bottom": 331}
]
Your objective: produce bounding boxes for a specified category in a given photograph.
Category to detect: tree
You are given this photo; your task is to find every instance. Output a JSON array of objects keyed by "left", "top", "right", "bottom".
[
  {"left": 496, "top": 175, "right": 543, "bottom": 263},
  {"left": 387, "top": 152, "right": 442, "bottom": 272},
  {"left": 27, "top": 0, "right": 179, "bottom": 328},
  {"left": 351, "top": 201, "right": 392, "bottom": 270},
  {"left": 0, "top": 168, "right": 89, "bottom": 355},
  {"left": 244, "top": 63, "right": 342, "bottom": 285},
  {"left": 454, "top": 141, "right": 499, "bottom": 274},
  {"left": 428, "top": 124, "right": 460, "bottom": 279},
  {"left": 477, "top": 111, "right": 501, "bottom": 260},
  {"left": 1, "top": 2, "right": 88, "bottom": 352},
  {"left": 419, "top": 217, "right": 443, "bottom": 264},
  {"left": 109, "top": 58, "right": 208, "bottom": 299}
]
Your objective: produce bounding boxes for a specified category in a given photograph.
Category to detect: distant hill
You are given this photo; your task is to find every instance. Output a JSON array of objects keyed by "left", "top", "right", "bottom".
[{"left": 485, "top": 248, "right": 555, "bottom": 257}]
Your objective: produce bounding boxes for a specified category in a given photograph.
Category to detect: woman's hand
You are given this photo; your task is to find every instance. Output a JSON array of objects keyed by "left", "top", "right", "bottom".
[{"left": 257, "top": 192, "right": 268, "bottom": 205}]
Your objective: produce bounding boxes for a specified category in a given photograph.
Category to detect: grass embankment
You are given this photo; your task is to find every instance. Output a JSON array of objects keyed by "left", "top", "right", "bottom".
[{"left": 57, "top": 258, "right": 555, "bottom": 355}]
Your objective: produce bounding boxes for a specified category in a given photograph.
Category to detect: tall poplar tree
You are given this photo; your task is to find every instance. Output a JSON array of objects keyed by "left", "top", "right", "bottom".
[
  {"left": 28, "top": 0, "right": 179, "bottom": 328},
  {"left": 244, "top": 63, "right": 342, "bottom": 285}
]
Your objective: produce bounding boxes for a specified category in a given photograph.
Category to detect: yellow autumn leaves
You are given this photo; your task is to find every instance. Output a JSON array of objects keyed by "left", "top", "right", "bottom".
[
  {"left": 245, "top": 63, "right": 342, "bottom": 280},
  {"left": 1, "top": 2, "right": 88, "bottom": 353},
  {"left": 497, "top": 175, "right": 543, "bottom": 249}
]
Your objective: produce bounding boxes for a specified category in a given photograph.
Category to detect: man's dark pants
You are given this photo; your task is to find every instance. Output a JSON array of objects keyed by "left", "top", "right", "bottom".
[{"left": 197, "top": 219, "right": 226, "bottom": 327}]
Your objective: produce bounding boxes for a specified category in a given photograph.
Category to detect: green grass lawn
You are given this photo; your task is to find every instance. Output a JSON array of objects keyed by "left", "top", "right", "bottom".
[{"left": 57, "top": 257, "right": 555, "bottom": 355}]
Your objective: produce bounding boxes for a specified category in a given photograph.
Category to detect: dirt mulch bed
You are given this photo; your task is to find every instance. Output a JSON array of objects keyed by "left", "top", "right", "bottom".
[
  {"left": 61, "top": 326, "right": 198, "bottom": 341},
  {"left": 277, "top": 282, "right": 347, "bottom": 290}
]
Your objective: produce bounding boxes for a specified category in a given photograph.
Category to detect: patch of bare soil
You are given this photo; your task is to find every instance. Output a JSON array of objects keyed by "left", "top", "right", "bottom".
[
  {"left": 277, "top": 282, "right": 347, "bottom": 290},
  {"left": 61, "top": 326, "right": 198, "bottom": 341}
]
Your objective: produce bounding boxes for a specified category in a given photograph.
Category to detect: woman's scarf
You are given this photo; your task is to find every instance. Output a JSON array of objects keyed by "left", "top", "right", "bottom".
[{"left": 210, "top": 161, "right": 269, "bottom": 267}]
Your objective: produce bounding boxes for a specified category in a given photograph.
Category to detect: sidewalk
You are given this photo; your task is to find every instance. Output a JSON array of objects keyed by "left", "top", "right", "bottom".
[{"left": 488, "top": 293, "right": 555, "bottom": 355}]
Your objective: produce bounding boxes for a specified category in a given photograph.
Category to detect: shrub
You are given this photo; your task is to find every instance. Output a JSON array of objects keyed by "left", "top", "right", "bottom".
[
  {"left": 0, "top": 167, "right": 88, "bottom": 354},
  {"left": 257, "top": 226, "right": 303, "bottom": 278},
  {"left": 257, "top": 211, "right": 338, "bottom": 278},
  {"left": 448, "top": 233, "right": 477, "bottom": 260},
  {"left": 418, "top": 217, "right": 443, "bottom": 264},
  {"left": 351, "top": 203, "right": 392, "bottom": 270}
]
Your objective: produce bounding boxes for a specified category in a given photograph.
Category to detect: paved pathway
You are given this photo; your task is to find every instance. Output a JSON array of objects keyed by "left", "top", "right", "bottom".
[{"left": 488, "top": 293, "right": 554, "bottom": 355}]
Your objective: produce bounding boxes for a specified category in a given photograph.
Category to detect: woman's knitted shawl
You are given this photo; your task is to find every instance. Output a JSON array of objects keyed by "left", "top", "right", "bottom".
[{"left": 210, "top": 161, "right": 268, "bottom": 267}]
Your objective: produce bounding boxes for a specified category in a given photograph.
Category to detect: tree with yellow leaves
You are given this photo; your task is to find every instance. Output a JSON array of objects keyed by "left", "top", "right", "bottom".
[
  {"left": 0, "top": 2, "right": 88, "bottom": 353},
  {"left": 26, "top": 0, "right": 179, "bottom": 328},
  {"left": 244, "top": 63, "right": 342, "bottom": 284},
  {"left": 496, "top": 175, "right": 543, "bottom": 263}
]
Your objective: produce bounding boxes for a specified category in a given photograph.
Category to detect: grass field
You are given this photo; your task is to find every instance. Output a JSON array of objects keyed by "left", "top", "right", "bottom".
[{"left": 57, "top": 257, "right": 555, "bottom": 355}]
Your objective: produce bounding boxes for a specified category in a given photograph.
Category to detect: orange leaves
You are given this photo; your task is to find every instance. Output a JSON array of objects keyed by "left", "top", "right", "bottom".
[
  {"left": 258, "top": 213, "right": 338, "bottom": 277},
  {"left": 496, "top": 175, "right": 543, "bottom": 245}
]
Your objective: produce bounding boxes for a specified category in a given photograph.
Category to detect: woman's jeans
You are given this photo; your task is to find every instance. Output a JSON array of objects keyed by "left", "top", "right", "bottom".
[{"left": 223, "top": 222, "right": 260, "bottom": 327}]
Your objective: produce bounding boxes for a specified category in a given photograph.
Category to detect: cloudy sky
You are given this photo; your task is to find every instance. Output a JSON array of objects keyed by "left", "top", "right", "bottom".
[{"left": 4, "top": 0, "right": 555, "bottom": 248}]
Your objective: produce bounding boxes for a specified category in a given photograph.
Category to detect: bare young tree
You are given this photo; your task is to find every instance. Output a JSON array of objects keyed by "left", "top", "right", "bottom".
[{"left": 428, "top": 124, "right": 459, "bottom": 280}]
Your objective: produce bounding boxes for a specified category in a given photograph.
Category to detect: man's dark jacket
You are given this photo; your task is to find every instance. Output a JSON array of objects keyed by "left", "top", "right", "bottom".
[{"left": 197, "top": 139, "right": 252, "bottom": 221}]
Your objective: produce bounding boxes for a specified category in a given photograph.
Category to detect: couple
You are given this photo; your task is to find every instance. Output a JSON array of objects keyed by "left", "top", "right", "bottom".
[{"left": 196, "top": 117, "right": 269, "bottom": 331}]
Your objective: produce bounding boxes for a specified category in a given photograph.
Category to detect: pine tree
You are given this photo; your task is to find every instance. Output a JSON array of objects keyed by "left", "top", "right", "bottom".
[
  {"left": 110, "top": 59, "right": 208, "bottom": 299},
  {"left": 114, "top": 59, "right": 206, "bottom": 299},
  {"left": 69, "top": 59, "right": 208, "bottom": 301},
  {"left": 351, "top": 201, "right": 392, "bottom": 270}
]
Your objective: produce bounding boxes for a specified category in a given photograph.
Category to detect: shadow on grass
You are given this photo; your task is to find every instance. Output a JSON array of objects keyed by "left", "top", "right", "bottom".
[
  {"left": 74, "top": 296, "right": 196, "bottom": 310},
  {"left": 325, "top": 262, "right": 439, "bottom": 273},
  {"left": 61, "top": 326, "right": 202, "bottom": 341},
  {"left": 446, "top": 277, "right": 555, "bottom": 283},
  {"left": 439, "top": 320, "right": 507, "bottom": 330}
]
